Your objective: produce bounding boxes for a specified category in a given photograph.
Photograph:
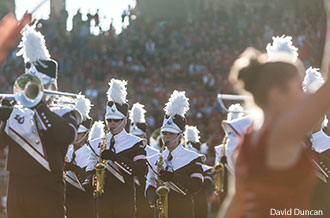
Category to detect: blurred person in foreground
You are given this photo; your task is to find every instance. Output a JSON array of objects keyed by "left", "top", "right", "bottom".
[{"left": 219, "top": 42, "right": 330, "bottom": 217}]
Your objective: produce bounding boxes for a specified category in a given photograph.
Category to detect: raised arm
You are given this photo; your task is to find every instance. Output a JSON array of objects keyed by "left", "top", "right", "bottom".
[{"left": 267, "top": 1, "right": 330, "bottom": 168}]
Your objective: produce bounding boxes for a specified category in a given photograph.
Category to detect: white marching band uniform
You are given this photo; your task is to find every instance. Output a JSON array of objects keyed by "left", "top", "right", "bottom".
[
  {"left": 86, "top": 129, "right": 144, "bottom": 183},
  {"left": 214, "top": 115, "right": 252, "bottom": 174}
]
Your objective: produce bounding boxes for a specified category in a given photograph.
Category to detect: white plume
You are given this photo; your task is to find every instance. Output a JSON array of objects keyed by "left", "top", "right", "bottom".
[
  {"left": 185, "top": 125, "right": 200, "bottom": 143},
  {"left": 227, "top": 104, "right": 244, "bottom": 121},
  {"left": 303, "top": 67, "right": 325, "bottom": 94},
  {"left": 89, "top": 121, "right": 105, "bottom": 140},
  {"left": 164, "top": 90, "right": 189, "bottom": 117},
  {"left": 75, "top": 93, "right": 93, "bottom": 121},
  {"left": 129, "top": 102, "right": 146, "bottom": 123},
  {"left": 323, "top": 117, "right": 328, "bottom": 129},
  {"left": 266, "top": 35, "right": 298, "bottom": 62},
  {"left": 106, "top": 79, "right": 128, "bottom": 105},
  {"left": 16, "top": 25, "right": 51, "bottom": 63}
]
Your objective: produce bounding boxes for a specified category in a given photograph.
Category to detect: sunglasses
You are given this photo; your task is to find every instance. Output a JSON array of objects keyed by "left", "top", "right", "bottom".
[{"left": 106, "top": 119, "right": 123, "bottom": 123}]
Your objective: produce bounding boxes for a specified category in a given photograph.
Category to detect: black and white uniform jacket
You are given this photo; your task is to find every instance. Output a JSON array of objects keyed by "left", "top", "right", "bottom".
[
  {"left": 0, "top": 103, "right": 77, "bottom": 177},
  {"left": 193, "top": 164, "right": 214, "bottom": 218},
  {"left": 65, "top": 144, "right": 91, "bottom": 191},
  {"left": 146, "top": 145, "right": 159, "bottom": 158},
  {"left": 135, "top": 144, "right": 159, "bottom": 218},
  {"left": 135, "top": 144, "right": 158, "bottom": 186},
  {"left": 86, "top": 129, "right": 147, "bottom": 199},
  {"left": 146, "top": 144, "right": 204, "bottom": 218}
]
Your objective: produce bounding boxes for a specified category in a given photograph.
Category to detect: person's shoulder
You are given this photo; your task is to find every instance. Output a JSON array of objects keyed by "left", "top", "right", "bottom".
[
  {"left": 125, "top": 132, "right": 143, "bottom": 144},
  {"left": 182, "top": 146, "right": 204, "bottom": 163},
  {"left": 182, "top": 146, "right": 200, "bottom": 157},
  {"left": 146, "top": 152, "right": 159, "bottom": 165},
  {"left": 146, "top": 145, "right": 159, "bottom": 157},
  {"left": 87, "top": 137, "right": 103, "bottom": 154}
]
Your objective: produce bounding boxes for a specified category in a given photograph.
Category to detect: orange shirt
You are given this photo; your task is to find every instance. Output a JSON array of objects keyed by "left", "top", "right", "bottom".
[{"left": 235, "top": 128, "right": 316, "bottom": 218}]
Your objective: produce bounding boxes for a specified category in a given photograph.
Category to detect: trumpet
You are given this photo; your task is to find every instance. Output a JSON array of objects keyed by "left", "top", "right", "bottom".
[
  {"left": 0, "top": 73, "right": 77, "bottom": 108},
  {"left": 156, "top": 146, "right": 169, "bottom": 218},
  {"left": 92, "top": 132, "right": 107, "bottom": 197}
]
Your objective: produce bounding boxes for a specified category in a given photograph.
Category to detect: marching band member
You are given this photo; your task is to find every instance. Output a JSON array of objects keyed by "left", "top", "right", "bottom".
[
  {"left": 129, "top": 102, "right": 158, "bottom": 218},
  {"left": 214, "top": 104, "right": 251, "bottom": 207},
  {"left": 214, "top": 104, "right": 247, "bottom": 173},
  {"left": 64, "top": 94, "right": 94, "bottom": 218},
  {"left": 215, "top": 115, "right": 252, "bottom": 175},
  {"left": 129, "top": 102, "right": 159, "bottom": 157},
  {"left": 84, "top": 79, "right": 148, "bottom": 218},
  {"left": 0, "top": 26, "right": 80, "bottom": 218},
  {"left": 146, "top": 90, "right": 204, "bottom": 218},
  {"left": 185, "top": 125, "right": 213, "bottom": 218},
  {"left": 302, "top": 67, "right": 330, "bottom": 217}
]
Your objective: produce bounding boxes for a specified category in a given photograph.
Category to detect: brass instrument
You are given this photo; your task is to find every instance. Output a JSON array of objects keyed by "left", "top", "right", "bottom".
[
  {"left": 156, "top": 146, "right": 169, "bottom": 218},
  {"left": 0, "top": 73, "right": 77, "bottom": 108},
  {"left": 217, "top": 93, "right": 250, "bottom": 113},
  {"left": 92, "top": 133, "right": 107, "bottom": 197},
  {"left": 214, "top": 136, "right": 228, "bottom": 198}
]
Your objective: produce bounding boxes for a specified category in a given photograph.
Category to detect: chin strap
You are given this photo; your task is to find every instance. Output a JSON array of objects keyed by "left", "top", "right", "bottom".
[
  {"left": 162, "top": 133, "right": 182, "bottom": 149},
  {"left": 73, "top": 130, "right": 89, "bottom": 145},
  {"left": 109, "top": 117, "right": 126, "bottom": 133}
]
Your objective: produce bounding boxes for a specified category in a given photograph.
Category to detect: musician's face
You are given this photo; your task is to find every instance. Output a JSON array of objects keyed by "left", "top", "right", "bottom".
[
  {"left": 107, "top": 118, "right": 127, "bottom": 135},
  {"left": 43, "top": 82, "right": 57, "bottom": 91},
  {"left": 73, "top": 132, "right": 88, "bottom": 148},
  {"left": 162, "top": 132, "right": 180, "bottom": 149},
  {"left": 43, "top": 82, "right": 58, "bottom": 101}
]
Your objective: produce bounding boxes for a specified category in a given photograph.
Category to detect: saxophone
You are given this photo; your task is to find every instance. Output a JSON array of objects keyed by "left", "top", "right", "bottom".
[
  {"left": 92, "top": 133, "right": 107, "bottom": 197},
  {"left": 156, "top": 146, "right": 169, "bottom": 218},
  {"left": 214, "top": 136, "right": 228, "bottom": 195}
]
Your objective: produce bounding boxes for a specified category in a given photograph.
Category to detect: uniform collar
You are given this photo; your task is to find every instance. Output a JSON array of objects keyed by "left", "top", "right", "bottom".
[
  {"left": 312, "top": 130, "right": 330, "bottom": 141},
  {"left": 75, "top": 143, "right": 90, "bottom": 154},
  {"left": 165, "top": 143, "right": 183, "bottom": 159},
  {"left": 311, "top": 130, "right": 330, "bottom": 153},
  {"left": 186, "top": 143, "right": 199, "bottom": 153},
  {"left": 161, "top": 143, "right": 200, "bottom": 171},
  {"left": 108, "top": 129, "right": 128, "bottom": 142},
  {"left": 106, "top": 129, "right": 141, "bottom": 153}
]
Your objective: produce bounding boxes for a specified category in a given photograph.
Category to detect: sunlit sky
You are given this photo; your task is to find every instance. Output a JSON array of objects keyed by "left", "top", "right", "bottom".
[{"left": 15, "top": 0, "right": 136, "bottom": 34}]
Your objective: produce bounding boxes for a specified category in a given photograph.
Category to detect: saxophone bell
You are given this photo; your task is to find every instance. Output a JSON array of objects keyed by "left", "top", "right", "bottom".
[
  {"left": 93, "top": 162, "right": 106, "bottom": 197},
  {"left": 156, "top": 185, "right": 169, "bottom": 218},
  {"left": 214, "top": 163, "right": 224, "bottom": 194}
]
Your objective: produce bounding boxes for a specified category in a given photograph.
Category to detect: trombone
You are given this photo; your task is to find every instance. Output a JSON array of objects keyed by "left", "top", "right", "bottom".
[
  {"left": 0, "top": 73, "right": 77, "bottom": 108},
  {"left": 216, "top": 94, "right": 250, "bottom": 113}
]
